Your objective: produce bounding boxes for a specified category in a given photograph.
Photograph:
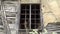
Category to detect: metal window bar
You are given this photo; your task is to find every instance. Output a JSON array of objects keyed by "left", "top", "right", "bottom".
[
  {"left": 29, "top": 4, "right": 31, "bottom": 29},
  {"left": 25, "top": 5, "right": 28, "bottom": 34}
]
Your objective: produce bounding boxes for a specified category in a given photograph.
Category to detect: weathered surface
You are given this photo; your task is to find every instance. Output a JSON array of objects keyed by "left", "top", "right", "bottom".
[
  {"left": 21, "top": 0, "right": 40, "bottom": 3},
  {"left": 42, "top": 0, "right": 60, "bottom": 27}
]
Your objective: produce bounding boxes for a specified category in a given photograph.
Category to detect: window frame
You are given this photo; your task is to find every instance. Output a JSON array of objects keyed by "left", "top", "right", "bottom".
[{"left": 19, "top": 4, "right": 42, "bottom": 30}]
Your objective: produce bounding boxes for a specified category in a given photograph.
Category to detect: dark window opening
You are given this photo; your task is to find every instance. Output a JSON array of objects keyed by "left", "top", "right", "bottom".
[
  {"left": 31, "top": 24, "right": 35, "bottom": 29},
  {"left": 20, "top": 25, "right": 25, "bottom": 29},
  {"left": 20, "top": 4, "right": 41, "bottom": 29}
]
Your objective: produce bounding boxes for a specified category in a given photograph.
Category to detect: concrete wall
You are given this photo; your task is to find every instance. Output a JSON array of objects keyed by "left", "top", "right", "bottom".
[
  {"left": 21, "top": 0, "right": 40, "bottom": 3},
  {"left": 2, "top": 0, "right": 60, "bottom": 31},
  {"left": 42, "top": 0, "right": 60, "bottom": 26},
  {"left": 0, "top": 0, "right": 60, "bottom": 34}
]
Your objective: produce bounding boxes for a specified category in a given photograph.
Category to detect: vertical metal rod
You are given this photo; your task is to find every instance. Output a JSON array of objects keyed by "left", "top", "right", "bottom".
[
  {"left": 40, "top": 0, "right": 44, "bottom": 32},
  {"left": 30, "top": 4, "right": 31, "bottom": 29},
  {"left": 25, "top": 5, "right": 28, "bottom": 34},
  {"left": 16, "top": 0, "right": 21, "bottom": 34},
  {"left": 35, "top": 6, "right": 36, "bottom": 29}
]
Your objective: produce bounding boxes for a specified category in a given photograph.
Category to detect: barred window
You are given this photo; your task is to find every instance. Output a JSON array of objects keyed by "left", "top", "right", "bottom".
[{"left": 20, "top": 4, "right": 41, "bottom": 29}]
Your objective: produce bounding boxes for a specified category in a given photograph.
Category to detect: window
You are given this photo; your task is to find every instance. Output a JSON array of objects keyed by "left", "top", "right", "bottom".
[{"left": 20, "top": 4, "right": 41, "bottom": 29}]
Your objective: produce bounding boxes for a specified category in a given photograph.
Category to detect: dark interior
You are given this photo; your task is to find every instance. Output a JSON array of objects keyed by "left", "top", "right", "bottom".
[{"left": 20, "top": 4, "right": 40, "bottom": 29}]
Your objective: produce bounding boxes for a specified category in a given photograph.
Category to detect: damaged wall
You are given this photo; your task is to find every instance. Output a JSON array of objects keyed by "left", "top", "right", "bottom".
[
  {"left": 2, "top": 0, "right": 60, "bottom": 28},
  {"left": 42, "top": 0, "right": 60, "bottom": 27}
]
